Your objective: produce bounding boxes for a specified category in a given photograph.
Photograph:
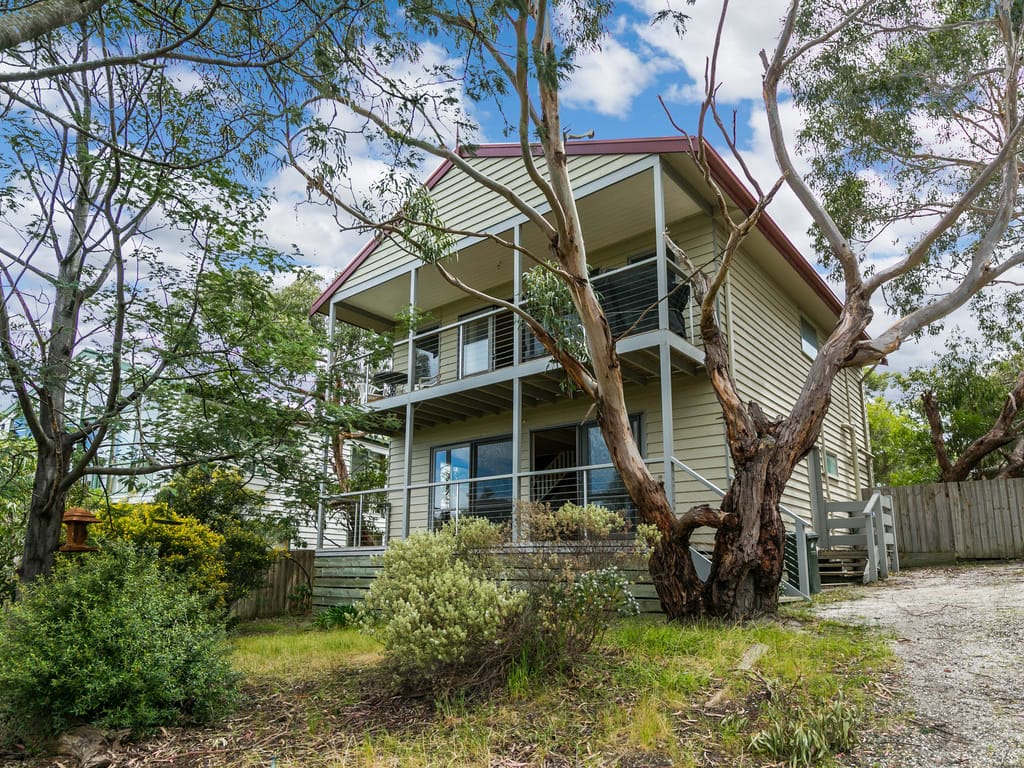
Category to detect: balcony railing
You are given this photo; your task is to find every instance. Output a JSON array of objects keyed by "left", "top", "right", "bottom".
[{"left": 359, "top": 257, "right": 698, "bottom": 403}]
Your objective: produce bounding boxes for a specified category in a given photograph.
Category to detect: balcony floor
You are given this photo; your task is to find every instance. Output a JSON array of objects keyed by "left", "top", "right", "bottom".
[{"left": 369, "top": 329, "right": 703, "bottom": 430}]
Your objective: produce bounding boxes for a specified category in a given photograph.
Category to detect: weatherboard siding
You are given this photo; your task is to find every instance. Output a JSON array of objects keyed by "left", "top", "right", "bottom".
[{"left": 336, "top": 153, "right": 644, "bottom": 293}]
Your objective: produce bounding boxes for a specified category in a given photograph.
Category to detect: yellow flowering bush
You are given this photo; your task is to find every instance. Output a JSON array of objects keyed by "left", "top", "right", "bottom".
[{"left": 96, "top": 503, "right": 227, "bottom": 601}]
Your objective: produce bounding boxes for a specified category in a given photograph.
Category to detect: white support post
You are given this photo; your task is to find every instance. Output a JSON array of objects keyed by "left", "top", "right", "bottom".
[
  {"left": 654, "top": 160, "right": 670, "bottom": 332},
  {"left": 317, "top": 301, "right": 338, "bottom": 551},
  {"left": 872, "top": 495, "right": 889, "bottom": 580},
  {"left": 402, "top": 269, "right": 418, "bottom": 539},
  {"left": 654, "top": 161, "right": 676, "bottom": 506},
  {"left": 795, "top": 519, "right": 810, "bottom": 597},
  {"left": 864, "top": 508, "right": 879, "bottom": 583},
  {"left": 512, "top": 227, "right": 522, "bottom": 541}
]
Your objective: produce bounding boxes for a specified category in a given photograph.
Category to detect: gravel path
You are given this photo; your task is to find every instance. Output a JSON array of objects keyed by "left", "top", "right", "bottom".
[{"left": 816, "top": 563, "right": 1024, "bottom": 768}]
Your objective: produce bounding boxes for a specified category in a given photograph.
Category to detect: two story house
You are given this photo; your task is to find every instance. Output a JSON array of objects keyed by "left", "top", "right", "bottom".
[{"left": 310, "top": 137, "right": 877, "bottom": 596}]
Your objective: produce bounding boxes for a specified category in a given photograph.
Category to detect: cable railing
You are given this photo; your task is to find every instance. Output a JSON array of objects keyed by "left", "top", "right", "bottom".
[
  {"left": 359, "top": 257, "right": 698, "bottom": 403},
  {"left": 670, "top": 457, "right": 813, "bottom": 600}
]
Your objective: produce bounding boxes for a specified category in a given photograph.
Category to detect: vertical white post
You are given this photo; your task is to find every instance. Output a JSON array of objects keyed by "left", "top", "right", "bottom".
[
  {"left": 872, "top": 494, "right": 888, "bottom": 579},
  {"left": 864, "top": 509, "right": 879, "bottom": 583},
  {"left": 317, "top": 301, "right": 337, "bottom": 551},
  {"left": 512, "top": 226, "right": 522, "bottom": 541},
  {"left": 796, "top": 520, "right": 810, "bottom": 596},
  {"left": 654, "top": 161, "right": 675, "bottom": 507},
  {"left": 402, "top": 268, "right": 417, "bottom": 539}
]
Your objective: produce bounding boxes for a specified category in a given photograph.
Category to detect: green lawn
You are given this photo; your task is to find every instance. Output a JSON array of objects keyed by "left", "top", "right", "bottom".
[{"left": 206, "top": 610, "right": 892, "bottom": 767}]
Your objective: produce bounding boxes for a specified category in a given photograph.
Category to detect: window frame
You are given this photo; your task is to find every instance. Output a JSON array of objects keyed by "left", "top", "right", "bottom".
[
  {"left": 800, "top": 317, "right": 819, "bottom": 359},
  {"left": 429, "top": 434, "right": 514, "bottom": 529},
  {"left": 824, "top": 450, "right": 840, "bottom": 479}
]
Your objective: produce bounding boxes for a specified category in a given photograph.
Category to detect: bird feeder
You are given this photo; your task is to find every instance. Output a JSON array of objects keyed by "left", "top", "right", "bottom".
[{"left": 60, "top": 507, "right": 99, "bottom": 553}]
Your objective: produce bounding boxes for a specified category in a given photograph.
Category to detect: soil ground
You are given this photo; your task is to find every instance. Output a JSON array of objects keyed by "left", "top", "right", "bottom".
[{"left": 817, "top": 562, "right": 1024, "bottom": 768}]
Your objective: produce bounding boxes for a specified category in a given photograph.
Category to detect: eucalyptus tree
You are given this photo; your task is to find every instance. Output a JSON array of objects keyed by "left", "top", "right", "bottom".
[
  {"left": 280, "top": 0, "right": 1024, "bottom": 619},
  {"left": 0, "top": 1, "right": 361, "bottom": 581}
]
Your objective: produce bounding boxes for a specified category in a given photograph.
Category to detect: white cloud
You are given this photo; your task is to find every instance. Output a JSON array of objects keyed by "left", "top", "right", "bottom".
[
  {"left": 633, "top": 0, "right": 790, "bottom": 105},
  {"left": 562, "top": 36, "right": 661, "bottom": 116}
]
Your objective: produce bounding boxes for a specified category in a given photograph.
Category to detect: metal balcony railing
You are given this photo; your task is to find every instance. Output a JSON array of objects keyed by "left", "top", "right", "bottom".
[{"left": 357, "top": 257, "right": 698, "bottom": 404}]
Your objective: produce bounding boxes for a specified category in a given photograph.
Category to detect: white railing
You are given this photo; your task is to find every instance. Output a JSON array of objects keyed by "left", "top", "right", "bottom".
[
  {"left": 824, "top": 492, "right": 899, "bottom": 583},
  {"left": 357, "top": 258, "right": 699, "bottom": 404}
]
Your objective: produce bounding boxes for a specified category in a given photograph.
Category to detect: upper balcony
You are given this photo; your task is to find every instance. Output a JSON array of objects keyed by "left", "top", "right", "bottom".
[{"left": 348, "top": 254, "right": 704, "bottom": 429}]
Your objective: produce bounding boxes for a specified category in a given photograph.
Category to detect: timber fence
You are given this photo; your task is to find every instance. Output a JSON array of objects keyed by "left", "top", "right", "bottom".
[
  {"left": 231, "top": 549, "right": 316, "bottom": 620},
  {"left": 880, "top": 478, "right": 1024, "bottom": 566}
]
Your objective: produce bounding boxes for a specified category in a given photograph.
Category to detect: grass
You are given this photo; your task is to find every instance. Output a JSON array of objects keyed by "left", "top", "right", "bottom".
[
  {"left": 230, "top": 619, "right": 382, "bottom": 678},
  {"left": 30, "top": 612, "right": 891, "bottom": 767}
]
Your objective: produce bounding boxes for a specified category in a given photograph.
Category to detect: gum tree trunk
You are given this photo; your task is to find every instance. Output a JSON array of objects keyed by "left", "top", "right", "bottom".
[{"left": 20, "top": 438, "right": 72, "bottom": 582}]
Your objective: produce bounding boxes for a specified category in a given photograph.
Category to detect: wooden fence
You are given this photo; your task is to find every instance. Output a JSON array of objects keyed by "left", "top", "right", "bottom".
[
  {"left": 232, "top": 549, "right": 316, "bottom": 620},
  {"left": 881, "top": 478, "right": 1024, "bottom": 566}
]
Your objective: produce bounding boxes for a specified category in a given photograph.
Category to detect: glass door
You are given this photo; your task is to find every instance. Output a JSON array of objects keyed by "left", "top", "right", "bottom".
[{"left": 431, "top": 444, "right": 470, "bottom": 529}]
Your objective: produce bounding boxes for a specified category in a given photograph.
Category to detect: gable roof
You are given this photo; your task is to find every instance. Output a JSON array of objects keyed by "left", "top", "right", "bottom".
[{"left": 310, "top": 137, "right": 842, "bottom": 318}]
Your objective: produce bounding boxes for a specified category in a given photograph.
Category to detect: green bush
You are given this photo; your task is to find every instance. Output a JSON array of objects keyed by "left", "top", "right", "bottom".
[
  {"left": 95, "top": 502, "right": 227, "bottom": 601},
  {"left": 0, "top": 543, "right": 238, "bottom": 744},
  {"left": 520, "top": 501, "right": 630, "bottom": 542},
  {"left": 360, "top": 524, "right": 525, "bottom": 691},
  {"left": 361, "top": 516, "right": 638, "bottom": 695},
  {"left": 157, "top": 466, "right": 291, "bottom": 605}
]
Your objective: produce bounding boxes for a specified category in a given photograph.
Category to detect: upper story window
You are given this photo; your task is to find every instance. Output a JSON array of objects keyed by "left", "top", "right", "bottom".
[
  {"left": 800, "top": 317, "right": 819, "bottom": 359},
  {"left": 459, "top": 308, "right": 513, "bottom": 377}
]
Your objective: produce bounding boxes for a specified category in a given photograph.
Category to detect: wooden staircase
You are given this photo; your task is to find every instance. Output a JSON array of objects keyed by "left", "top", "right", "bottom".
[{"left": 817, "top": 549, "right": 869, "bottom": 586}]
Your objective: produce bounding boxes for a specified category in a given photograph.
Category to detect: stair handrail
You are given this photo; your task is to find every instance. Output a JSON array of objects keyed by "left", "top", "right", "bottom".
[{"left": 670, "top": 457, "right": 811, "bottom": 600}]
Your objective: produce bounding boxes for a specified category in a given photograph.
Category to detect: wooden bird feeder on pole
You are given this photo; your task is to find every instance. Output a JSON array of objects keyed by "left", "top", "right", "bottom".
[{"left": 60, "top": 507, "right": 99, "bottom": 553}]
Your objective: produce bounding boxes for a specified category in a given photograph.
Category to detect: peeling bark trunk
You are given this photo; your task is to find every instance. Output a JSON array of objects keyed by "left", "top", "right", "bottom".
[{"left": 704, "top": 460, "right": 785, "bottom": 620}]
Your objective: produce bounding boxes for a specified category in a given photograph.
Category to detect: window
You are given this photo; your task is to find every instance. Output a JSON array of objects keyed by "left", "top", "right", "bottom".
[
  {"left": 414, "top": 329, "right": 440, "bottom": 386},
  {"left": 530, "top": 415, "right": 643, "bottom": 524},
  {"left": 459, "top": 309, "right": 513, "bottom": 377},
  {"left": 800, "top": 317, "right": 819, "bottom": 358},
  {"left": 824, "top": 450, "right": 840, "bottom": 479},
  {"left": 431, "top": 436, "right": 513, "bottom": 529}
]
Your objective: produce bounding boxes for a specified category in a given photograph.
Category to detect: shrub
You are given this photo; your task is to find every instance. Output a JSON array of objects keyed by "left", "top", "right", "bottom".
[
  {"left": 520, "top": 501, "right": 630, "bottom": 542},
  {"left": 0, "top": 543, "right": 238, "bottom": 744},
  {"left": 360, "top": 524, "right": 525, "bottom": 692},
  {"left": 362, "top": 515, "right": 637, "bottom": 695},
  {"left": 95, "top": 502, "right": 227, "bottom": 602},
  {"left": 157, "top": 466, "right": 291, "bottom": 605}
]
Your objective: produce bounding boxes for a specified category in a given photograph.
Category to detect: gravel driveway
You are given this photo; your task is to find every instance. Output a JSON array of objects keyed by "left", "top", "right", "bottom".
[{"left": 816, "top": 562, "right": 1024, "bottom": 768}]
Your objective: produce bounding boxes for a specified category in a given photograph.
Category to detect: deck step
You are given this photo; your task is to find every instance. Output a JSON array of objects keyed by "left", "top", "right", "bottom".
[{"left": 817, "top": 548, "right": 868, "bottom": 585}]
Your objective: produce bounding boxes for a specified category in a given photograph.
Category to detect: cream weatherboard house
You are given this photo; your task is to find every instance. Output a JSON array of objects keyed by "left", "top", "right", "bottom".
[{"left": 310, "top": 137, "right": 894, "bottom": 607}]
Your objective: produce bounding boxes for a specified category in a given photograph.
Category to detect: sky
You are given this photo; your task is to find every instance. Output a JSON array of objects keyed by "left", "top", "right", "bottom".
[{"left": 258, "top": 0, "right": 989, "bottom": 376}]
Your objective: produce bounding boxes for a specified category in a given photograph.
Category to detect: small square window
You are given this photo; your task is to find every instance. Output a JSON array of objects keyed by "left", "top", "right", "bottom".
[
  {"left": 824, "top": 451, "right": 840, "bottom": 479},
  {"left": 800, "top": 317, "right": 819, "bottom": 359}
]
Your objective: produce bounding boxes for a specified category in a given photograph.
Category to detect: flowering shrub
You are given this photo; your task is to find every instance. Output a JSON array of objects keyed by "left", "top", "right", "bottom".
[
  {"left": 520, "top": 501, "right": 629, "bottom": 542},
  {"left": 360, "top": 525, "right": 524, "bottom": 691},
  {"left": 362, "top": 515, "right": 638, "bottom": 694}
]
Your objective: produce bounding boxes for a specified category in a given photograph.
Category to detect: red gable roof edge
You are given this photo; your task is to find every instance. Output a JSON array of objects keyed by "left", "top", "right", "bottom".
[{"left": 310, "top": 138, "right": 844, "bottom": 320}]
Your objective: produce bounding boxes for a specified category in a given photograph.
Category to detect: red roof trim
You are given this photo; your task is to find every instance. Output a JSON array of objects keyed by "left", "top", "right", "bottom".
[
  {"left": 310, "top": 138, "right": 844, "bottom": 320},
  {"left": 310, "top": 159, "right": 454, "bottom": 316}
]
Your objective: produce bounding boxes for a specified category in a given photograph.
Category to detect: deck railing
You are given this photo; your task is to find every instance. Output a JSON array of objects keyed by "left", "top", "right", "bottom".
[
  {"left": 824, "top": 492, "right": 898, "bottom": 582},
  {"left": 671, "top": 457, "right": 814, "bottom": 600},
  {"left": 359, "top": 258, "right": 698, "bottom": 403}
]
